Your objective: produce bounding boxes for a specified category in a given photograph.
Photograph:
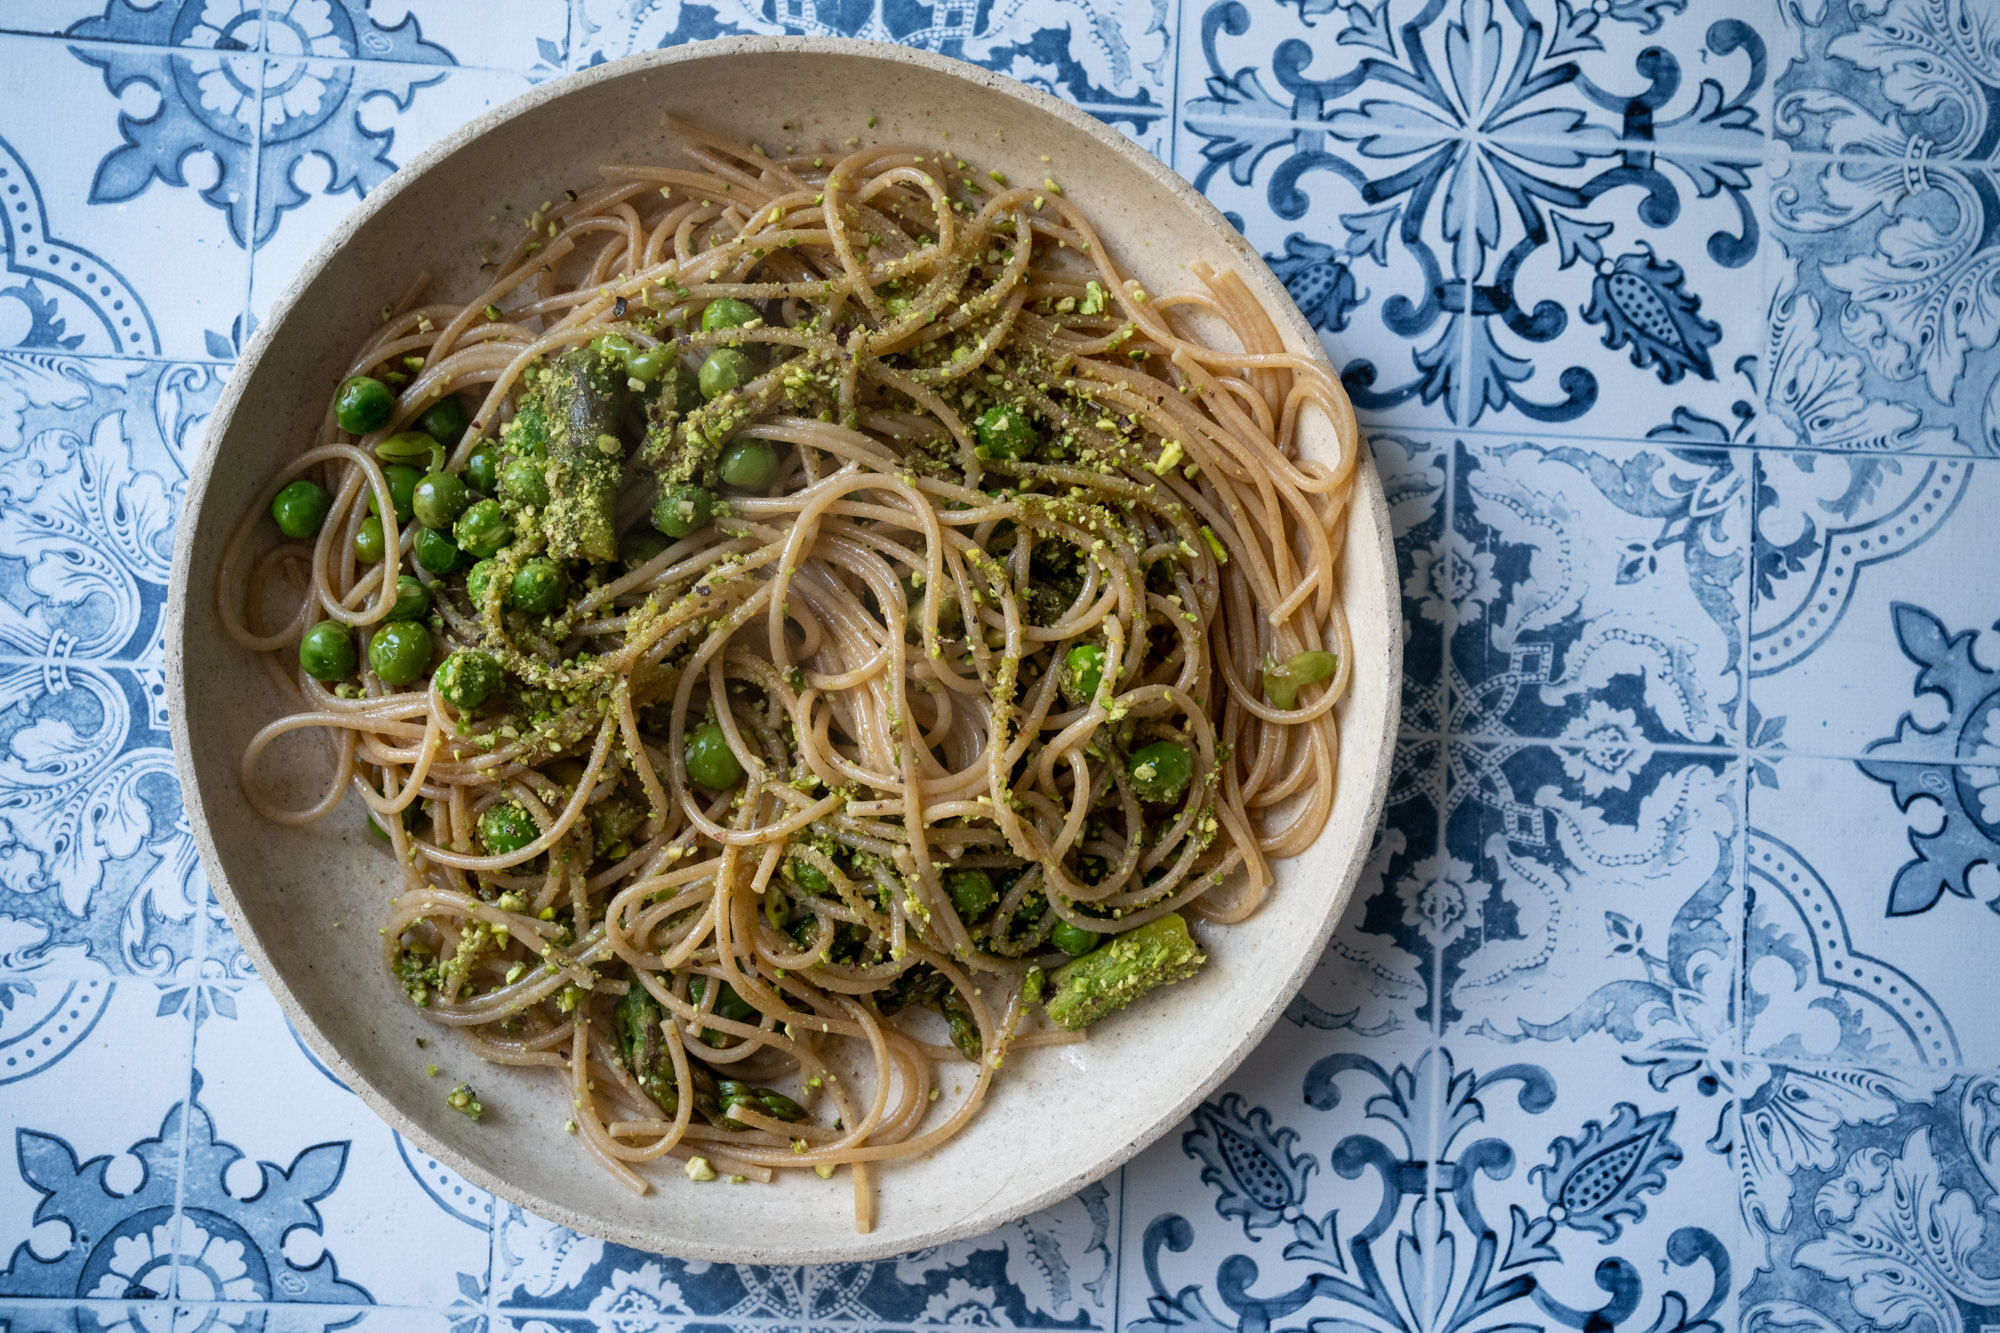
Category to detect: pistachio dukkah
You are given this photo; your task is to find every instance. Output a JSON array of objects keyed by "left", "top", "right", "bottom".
[{"left": 222, "top": 119, "right": 1359, "bottom": 1231}]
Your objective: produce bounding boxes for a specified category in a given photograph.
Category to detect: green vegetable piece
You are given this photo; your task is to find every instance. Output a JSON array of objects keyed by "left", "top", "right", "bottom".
[
  {"left": 538, "top": 347, "right": 626, "bottom": 564},
  {"left": 685, "top": 721, "right": 744, "bottom": 791},
  {"left": 335, "top": 376, "right": 394, "bottom": 435},
  {"left": 1262, "top": 649, "right": 1338, "bottom": 710},
  {"left": 702, "top": 298, "right": 761, "bottom": 336},
  {"left": 975, "top": 403, "right": 1037, "bottom": 460},
  {"left": 754, "top": 1088, "right": 805, "bottom": 1121},
  {"left": 435, "top": 649, "right": 502, "bottom": 711},
  {"left": 623, "top": 346, "right": 669, "bottom": 384},
  {"left": 718, "top": 439, "right": 779, "bottom": 492},
  {"left": 466, "top": 558, "right": 500, "bottom": 610},
  {"left": 499, "top": 457, "right": 550, "bottom": 508},
  {"left": 299, "top": 622, "right": 356, "bottom": 682},
  {"left": 478, "top": 801, "right": 538, "bottom": 855},
  {"left": 270, "top": 479, "right": 331, "bottom": 539},
  {"left": 1065, "top": 643, "right": 1105, "bottom": 703},
  {"left": 1046, "top": 912, "right": 1204, "bottom": 1030},
  {"left": 652, "top": 483, "right": 714, "bottom": 539},
  {"left": 367, "top": 463, "right": 421, "bottom": 523},
  {"left": 1129, "top": 740, "right": 1192, "bottom": 802},
  {"left": 698, "top": 347, "right": 753, "bottom": 400},
  {"left": 376, "top": 430, "right": 439, "bottom": 464},
  {"left": 787, "top": 856, "right": 832, "bottom": 895},
  {"left": 939, "top": 990, "right": 982, "bottom": 1061},
  {"left": 413, "top": 526, "right": 461, "bottom": 575},
  {"left": 1050, "top": 918, "right": 1100, "bottom": 957},
  {"left": 416, "top": 395, "right": 470, "bottom": 446},
  {"left": 464, "top": 446, "right": 501, "bottom": 494},
  {"left": 620, "top": 529, "right": 671, "bottom": 567},
  {"left": 615, "top": 985, "right": 676, "bottom": 1111},
  {"left": 353, "top": 516, "right": 387, "bottom": 564},
  {"left": 388, "top": 574, "right": 429, "bottom": 622},
  {"left": 454, "top": 499, "right": 512, "bottom": 559},
  {"left": 509, "top": 558, "right": 567, "bottom": 615},
  {"left": 368, "top": 620, "right": 432, "bottom": 686},
  {"left": 690, "top": 975, "right": 756, "bottom": 1024},
  {"left": 945, "top": 868, "right": 996, "bottom": 920},
  {"left": 412, "top": 471, "right": 467, "bottom": 530},
  {"left": 445, "top": 1083, "right": 483, "bottom": 1121}
]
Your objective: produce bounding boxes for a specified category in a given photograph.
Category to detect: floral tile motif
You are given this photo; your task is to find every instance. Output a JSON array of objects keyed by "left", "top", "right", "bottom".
[
  {"left": 570, "top": 0, "right": 1173, "bottom": 155},
  {"left": 244, "top": 59, "right": 541, "bottom": 319},
  {"left": 1180, "top": 0, "right": 1769, "bottom": 431},
  {"left": 0, "top": 38, "right": 253, "bottom": 361},
  {"left": 1371, "top": 432, "right": 1447, "bottom": 733},
  {"left": 1452, "top": 435, "right": 1747, "bottom": 747},
  {"left": 1772, "top": 0, "right": 1997, "bottom": 163},
  {"left": 189, "top": 984, "right": 492, "bottom": 1311},
  {"left": 1115, "top": 1021, "right": 1443, "bottom": 1333},
  {"left": 1437, "top": 741, "right": 1739, "bottom": 1037},
  {"left": 1298, "top": 735, "right": 1443, "bottom": 1037},
  {"left": 1764, "top": 153, "right": 2000, "bottom": 456},
  {"left": 0, "top": 982, "right": 191, "bottom": 1305},
  {"left": 1749, "top": 449, "right": 1989, "bottom": 761},
  {"left": 1746, "top": 754, "right": 1981, "bottom": 1069},
  {"left": 490, "top": 1183, "right": 1118, "bottom": 1326},
  {"left": 309, "top": 1, "right": 569, "bottom": 75},
  {"left": 1734, "top": 1064, "right": 2000, "bottom": 1333}
]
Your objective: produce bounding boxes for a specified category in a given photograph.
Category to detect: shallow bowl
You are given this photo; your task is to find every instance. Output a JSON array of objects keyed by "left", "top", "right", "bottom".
[{"left": 167, "top": 36, "right": 1401, "bottom": 1264}]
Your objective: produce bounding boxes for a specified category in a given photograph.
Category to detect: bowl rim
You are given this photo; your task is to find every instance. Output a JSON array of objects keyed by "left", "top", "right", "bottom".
[{"left": 167, "top": 34, "right": 1402, "bottom": 1263}]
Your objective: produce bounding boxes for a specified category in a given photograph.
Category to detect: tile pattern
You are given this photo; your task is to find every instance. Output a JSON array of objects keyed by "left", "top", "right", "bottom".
[{"left": 1, "top": 1, "right": 1997, "bottom": 1331}]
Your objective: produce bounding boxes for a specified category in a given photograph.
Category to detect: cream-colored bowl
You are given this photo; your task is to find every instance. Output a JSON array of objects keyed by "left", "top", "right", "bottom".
[{"left": 167, "top": 37, "right": 1400, "bottom": 1264}]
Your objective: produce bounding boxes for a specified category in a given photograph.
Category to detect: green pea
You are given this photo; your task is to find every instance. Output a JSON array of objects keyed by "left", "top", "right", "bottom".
[
  {"left": 975, "top": 403, "right": 1037, "bottom": 460},
  {"left": 464, "top": 446, "right": 501, "bottom": 494},
  {"left": 270, "top": 479, "right": 331, "bottom": 539},
  {"left": 509, "top": 558, "right": 567, "bottom": 615},
  {"left": 466, "top": 558, "right": 500, "bottom": 609},
  {"left": 299, "top": 621, "right": 356, "bottom": 682},
  {"left": 388, "top": 574, "right": 430, "bottom": 622},
  {"left": 1051, "top": 919, "right": 1099, "bottom": 957},
  {"left": 478, "top": 801, "right": 538, "bottom": 855},
  {"left": 652, "top": 483, "right": 714, "bottom": 539},
  {"left": 367, "top": 464, "right": 421, "bottom": 523},
  {"left": 435, "top": 649, "right": 503, "bottom": 711},
  {"left": 945, "top": 868, "right": 997, "bottom": 920},
  {"left": 367, "top": 620, "right": 432, "bottom": 686},
  {"left": 353, "top": 516, "right": 387, "bottom": 564},
  {"left": 593, "top": 332, "right": 637, "bottom": 364},
  {"left": 412, "top": 471, "right": 468, "bottom": 530},
  {"left": 625, "top": 347, "right": 669, "bottom": 385},
  {"left": 698, "top": 347, "right": 753, "bottom": 400},
  {"left": 454, "top": 499, "right": 512, "bottom": 558},
  {"left": 1065, "top": 643, "right": 1105, "bottom": 703},
  {"left": 717, "top": 440, "right": 779, "bottom": 492},
  {"left": 1129, "top": 740, "right": 1192, "bottom": 802},
  {"left": 499, "top": 458, "right": 549, "bottom": 508},
  {"left": 335, "top": 376, "right": 394, "bottom": 435},
  {"left": 416, "top": 395, "right": 470, "bottom": 446},
  {"left": 701, "top": 298, "right": 760, "bottom": 337},
  {"left": 685, "top": 721, "right": 744, "bottom": 790},
  {"left": 413, "top": 526, "right": 461, "bottom": 575},
  {"left": 787, "top": 856, "right": 833, "bottom": 895},
  {"left": 620, "top": 529, "right": 671, "bottom": 567}
]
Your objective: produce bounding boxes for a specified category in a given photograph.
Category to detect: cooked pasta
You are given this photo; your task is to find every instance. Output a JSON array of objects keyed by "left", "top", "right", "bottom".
[{"left": 221, "top": 118, "right": 1359, "bottom": 1229}]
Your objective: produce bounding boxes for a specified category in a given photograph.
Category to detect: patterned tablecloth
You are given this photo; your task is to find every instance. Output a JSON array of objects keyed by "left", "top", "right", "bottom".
[{"left": 0, "top": 0, "right": 1994, "bottom": 1329}]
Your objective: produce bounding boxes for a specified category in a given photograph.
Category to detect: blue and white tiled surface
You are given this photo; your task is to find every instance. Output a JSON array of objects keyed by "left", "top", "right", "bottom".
[{"left": 1, "top": 0, "right": 1998, "bottom": 1329}]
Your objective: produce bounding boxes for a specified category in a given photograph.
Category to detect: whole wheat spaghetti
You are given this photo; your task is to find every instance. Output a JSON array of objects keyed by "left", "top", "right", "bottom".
[{"left": 222, "top": 119, "right": 1359, "bottom": 1230}]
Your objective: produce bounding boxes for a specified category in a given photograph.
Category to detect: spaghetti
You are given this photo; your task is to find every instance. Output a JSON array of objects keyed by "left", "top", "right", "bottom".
[{"left": 222, "top": 119, "right": 1359, "bottom": 1229}]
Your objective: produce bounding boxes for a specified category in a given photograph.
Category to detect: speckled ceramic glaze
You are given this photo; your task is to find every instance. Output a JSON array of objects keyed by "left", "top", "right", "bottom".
[{"left": 166, "top": 37, "right": 1401, "bottom": 1264}]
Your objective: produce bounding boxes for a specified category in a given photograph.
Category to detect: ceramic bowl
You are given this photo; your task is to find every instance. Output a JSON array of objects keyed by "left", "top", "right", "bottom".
[{"left": 167, "top": 36, "right": 1401, "bottom": 1264}]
